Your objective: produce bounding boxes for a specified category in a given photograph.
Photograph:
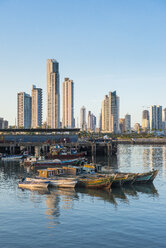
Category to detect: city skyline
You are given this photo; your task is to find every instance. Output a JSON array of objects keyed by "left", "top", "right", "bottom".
[{"left": 0, "top": 0, "right": 166, "bottom": 126}]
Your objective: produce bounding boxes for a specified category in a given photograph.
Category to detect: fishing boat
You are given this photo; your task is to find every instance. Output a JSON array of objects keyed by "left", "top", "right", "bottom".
[
  {"left": 99, "top": 170, "right": 158, "bottom": 187},
  {"left": 22, "top": 157, "right": 83, "bottom": 167},
  {"left": 134, "top": 170, "right": 158, "bottom": 183},
  {"left": 1, "top": 154, "right": 24, "bottom": 162},
  {"left": 18, "top": 180, "right": 49, "bottom": 190},
  {"left": 26, "top": 176, "right": 77, "bottom": 188},
  {"left": 76, "top": 175, "right": 114, "bottom": 189}
]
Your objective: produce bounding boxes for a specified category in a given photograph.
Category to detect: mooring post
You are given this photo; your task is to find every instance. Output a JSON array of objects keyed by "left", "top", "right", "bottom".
[{"left": 91, "top": 142, "right": 96, "bottom": 156}]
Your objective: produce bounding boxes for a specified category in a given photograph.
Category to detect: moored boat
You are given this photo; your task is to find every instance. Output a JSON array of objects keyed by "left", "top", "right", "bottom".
[
  {"left": 77, "top": 175, "right": 114, "bottom": 189},
  {"left": 18, "top": 180, "right": 49, "bottom": 190},
  {"left": 26, "top": 176, "right": 77, "bottom": 188},
  {"left": 2, "top": 155, "right": 24, "bottom": 161}
]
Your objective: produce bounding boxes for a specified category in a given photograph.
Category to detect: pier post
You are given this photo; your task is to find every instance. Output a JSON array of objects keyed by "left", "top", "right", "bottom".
[{"left": 91, "top": 142, "right": 96, "bottom": 156}]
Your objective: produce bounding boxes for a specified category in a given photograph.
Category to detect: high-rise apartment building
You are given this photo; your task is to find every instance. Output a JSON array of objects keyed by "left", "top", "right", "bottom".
[
  {"left": 101, "top": 91, "right": 119, "bottom": 133},
  {"left": 125, "top": 114, "right": 131, "bottom": 133},
  {"left": 80, "top": 106, "right": 86, "bottom": 131},
  {"left": 31, "top": 85, "right": 43, "bottom": 128},
  {"left": 87, "top": 111, "right": 96, "bottom": 132},
  {"left": 102, "top": 95, "right": 109, "bottom": 131},
  {"left": 17, "top": 92, "right": 32, "bottom": 128},
  {"left": 142, "top": 110, "right": 150, "bottom": 131},
  {"left": 119, "top": 118, "right": 125, "bottom": 133},
  {"left": 150, "top": 105, "right": 162, "bottom": 130},
  {"left": 62, "top": 78, "right": 74, "bottom": 128},
  {"left": 47, "top": 59, "right": 60, "bottom": 128},
  {"left": 98, "top": 111, "right": 102, "bottom": 132},
  {"left": 0, "top": 118, "right": 8, "bottom": 129}
]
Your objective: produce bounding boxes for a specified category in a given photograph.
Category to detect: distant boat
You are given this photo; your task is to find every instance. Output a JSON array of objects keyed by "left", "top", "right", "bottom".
[
  {"left": 22, "top": 157, "right": 84, "bottom": 167},
  {"left": 1, "top": 155, "right": 23, "bottom": 161}
]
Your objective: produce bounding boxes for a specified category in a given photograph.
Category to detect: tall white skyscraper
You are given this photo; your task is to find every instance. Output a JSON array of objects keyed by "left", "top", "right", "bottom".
[
  {"left": 62, "top": 78, "right": 74, "bottom": 128},
  {"left": 31, "top": 85, "right": 43, "bottom": 128},
  {"left": 150, "top": 105, "right": 162, "bottom": 130},
  {"left": 80, "top": 106, "right": 86, "bottom": 131},
  {"left": 47, "top": 59, "right": 60, "bottom": 128},
  {"left": 17, "top": 92, "right": 32, "bottom": 128},
  {"left": 101, "top": 91, "right": 119, "bottom": 133}
]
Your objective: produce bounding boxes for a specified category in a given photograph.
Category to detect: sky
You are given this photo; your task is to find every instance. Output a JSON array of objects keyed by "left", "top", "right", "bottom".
[{"left": 0, "top": 0, "right": 166, "bottom": 127}]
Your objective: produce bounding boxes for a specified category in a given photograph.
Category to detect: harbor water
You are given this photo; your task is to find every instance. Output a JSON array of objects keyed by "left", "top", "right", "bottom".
[{"left": 0, "top": 144, "right": 166, "bottom": 248}]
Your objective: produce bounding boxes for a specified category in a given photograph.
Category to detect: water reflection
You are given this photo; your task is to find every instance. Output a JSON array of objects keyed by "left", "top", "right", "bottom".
[{"left": 22, "top": 183, "right": 159, "bottom": 224}]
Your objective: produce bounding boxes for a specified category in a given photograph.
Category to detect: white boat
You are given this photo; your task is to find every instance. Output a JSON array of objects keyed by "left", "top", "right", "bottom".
[
  {"left": 49, "top": 177, "right": 78, "bottom": 188},
  {"left": 2, "top": 155, "right": 23, "bottom": 161},
  {"left": 26, "top": 177, "right": 77, "bottom": 188},
  {"left": 18, "top": 180, "right": 49, "bottom": 190}
]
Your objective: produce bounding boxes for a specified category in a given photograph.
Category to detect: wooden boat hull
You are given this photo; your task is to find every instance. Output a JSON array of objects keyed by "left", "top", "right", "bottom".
[
  {"left": 77, "top": 177, "right": 112, "bottom": 189},
  {"left": 134, "top": 170, "right": 158, "bottom": 183},
  {"left": 26, "top": 177, "right": 77, "bottom": 188},
  {"left": 18, "top": 181, "right": 49, "bottom": 190}
]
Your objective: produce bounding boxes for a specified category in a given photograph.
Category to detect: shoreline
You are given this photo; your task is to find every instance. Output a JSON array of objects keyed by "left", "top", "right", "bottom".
[{"left": 116, "top": 138, "right": 166, "bottom": 144}]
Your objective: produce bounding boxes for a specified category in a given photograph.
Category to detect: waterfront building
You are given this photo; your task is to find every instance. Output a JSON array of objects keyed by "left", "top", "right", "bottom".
[
  {"left": 102, "top": 95, "right": 109, "bottom": 131},
  {"left": 31, "top": 85, "right": 43, "bottom": 128},
  {"left": 62, "top": 78, "right": 74, "bottom": 128},
  {"left": 142, "top": 110, "right": 150, "bottom": 131},
  {"left": 80, "top": 106, "right": 87, "bottom": 131},
  {"left": 150, "top": 105, "right": 162, "bottom": 131},
  {"left": 98, "top": 111, "right": 102, "bottom": 132},
  {"left": 47, "top": 59, "right": 60, "bottom": 128},
  {"left": 17, "top": 92, "right": 32, "bottom": 128},
  {"left": 162, "top": 108, "right": 166, "bottom": 131},
  {"left": 119, "top": 118, "right": 125, "bottom": 133},
  {"left": 125, "top": 114, "right": 131, "bottom": 133},
  {"left": 134, "top": 123, "right": 141, "bottom": 133},
  {"left": 101, "top": 91, "right": 119, "bottom": 133},
  {"left": 3, "top": 120, "right": 8, "bottom": 129},
  {"left": 87, "top": 111, "right": 96, "bottom": 132}
]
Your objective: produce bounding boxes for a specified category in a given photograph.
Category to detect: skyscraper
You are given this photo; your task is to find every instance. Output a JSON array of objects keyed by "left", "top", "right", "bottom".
[
  {"left": 142, "top": 110, "right": 150, "bottom": 131},
  {"left": 87, "top": 111, "right": 96, "bottom": 132},
  {"left": 108, "top": 91, "right": 119, "bottom": 133},
  {"left": 125, "top": 114, "right": 131, "bottom": 133},
  {"left": 102, "top": 95, "right": 109, "bottom": 131},
  {"left": 98, "top": 111, "right": 102, "bottom": 132},
  {"left": 17, "top": 92, "right": 32, "bottom": 128},
  {"left": 150, "top": 105, "right": 162, "bottom": 130},
  {"left": 62, "top": 78, "right": 74, "bottom": 128},
  {"left": 80, "top": 106, "right": 86, "bottom": 131},
  {"left": 47, "top": 59, "right": 60, "bottom": 128},
  {"left": 31, "top": 85, "right": 43, "bottom": 128},
  {"left": 101, "top": 91, "right": 119, "bottom": 133}
]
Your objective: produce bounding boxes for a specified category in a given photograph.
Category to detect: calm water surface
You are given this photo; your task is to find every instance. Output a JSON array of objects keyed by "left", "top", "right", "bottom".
[{"left": 0, "top": 144, "right": 166, "bottom": 248}]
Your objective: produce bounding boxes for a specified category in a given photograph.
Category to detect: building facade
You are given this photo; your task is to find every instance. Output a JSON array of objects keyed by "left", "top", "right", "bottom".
[
  {"left": 47, "top": 59, "right": 60, "bottom": 128},
  {"left": 150, "top": 105, "right": 162, "bottom": 131},
  {"left": 87, "top": 111, "right": 96, "bottom": 132},
  {"left": 80, "top": 106, "right": 87, "bottom": 131},
  {"left": 142, "top": 110, "right": 150, "bottom": 131},
  {"left": 125, "top": 114, "right": 131, "bottom": 133},
  {"left": 31, "top": 85, "right": 43, "bottom": 128},
  {"left": 101, "top": 91, "right": 119, "bottom": 133},
  {"left": 119, "top": 118, "right": 125, "bottom": 133},
  {"left": 62, "top": 78, "right": 74, "bottom": 128},
  {"left": 17, "top": 92, "right": 32, "bottom": 128}
]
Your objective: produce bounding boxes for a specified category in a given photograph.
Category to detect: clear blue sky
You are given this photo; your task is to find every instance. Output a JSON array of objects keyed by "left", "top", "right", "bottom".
[{"left": 0, "top": 0, "right": 166, "bottom": 126}]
